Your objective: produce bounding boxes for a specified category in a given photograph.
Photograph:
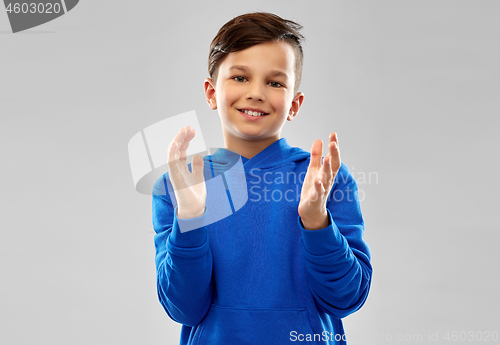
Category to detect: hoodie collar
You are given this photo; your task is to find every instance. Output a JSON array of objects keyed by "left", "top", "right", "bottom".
[{"left": 206, "top": 138, "right": 310, "bottom": 172}]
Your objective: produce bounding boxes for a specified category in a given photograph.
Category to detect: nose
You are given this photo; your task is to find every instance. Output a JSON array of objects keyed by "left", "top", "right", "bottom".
[{"left": 246, "top": 81, "right": 265, "bottom": 102}]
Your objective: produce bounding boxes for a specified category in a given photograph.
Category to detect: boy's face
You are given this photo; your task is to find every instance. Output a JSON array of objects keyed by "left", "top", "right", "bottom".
[{"left": 204, "top": 41, "right": 304, "bottom": 148}]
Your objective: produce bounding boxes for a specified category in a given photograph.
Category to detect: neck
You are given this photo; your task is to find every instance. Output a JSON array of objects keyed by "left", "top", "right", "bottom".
[{"left": 223, "top": 134, "right": 280, "bottom": 159}]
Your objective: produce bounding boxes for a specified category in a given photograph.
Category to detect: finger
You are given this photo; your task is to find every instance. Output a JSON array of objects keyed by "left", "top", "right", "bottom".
[
  {"left": 329, "top": 140, "right": 341, "bottom": 174},
  {"left": 178, "top": 127, "right": 195, "bottom": 159},
  {"left": 168, "top": 127, "right": 190, "bottom": 171},
  {"left": 167, "top": 142, "right": 185, "bottom": 187},
  {"left": 329, "top": 133, "right": 338, "bottom": 153},
  {"left": 168, "top": 141, "right": 178, "bottom": 164},
  {"left": 308, "top": 177, "right": 325, "bottom": 205},
  {"left": 303, "top": 159, "right": 315, "bottom": 185},
  {"left": 169, "top": 128, "right": 187, "bottom": 162},
  {"left": 192, "top": 154, "right": 205, "bottom": 180},
  {"left": 168, "top": 141, "right": 184, "bottom": 171},
  {"left": 169, "top": 131, "right": 185, "bottom": 161},
  {"left": 329, "top": 132, "right": 338, "bottom": 145},
  {"left": 308, "top": 139, "right": 323, "bottom": 170},
  {"left": 320, "top": 154, "right": 333, "bottom": 186},
  {"left": 169, "top": 129, "right": 189, "bottom": 175},
  {"left": 316, "top": 176, "right": 326, "bottom": 194},
  {"left": 174, "top": 126, "right": 188, "bottom": 145},
  {"left": 318, "top": 171, "right": 327, "bottom": 193},
  {"left": 184, "top": 126, "right": 196, "bottom": 143},
  {"left": 179, "top": 126, "right": 195, "bottom": 149}
]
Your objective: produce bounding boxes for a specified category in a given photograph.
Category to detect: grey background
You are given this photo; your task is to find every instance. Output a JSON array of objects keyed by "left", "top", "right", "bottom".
[{"left": 1, "top": 1, "right": 499, "bottom": 344}]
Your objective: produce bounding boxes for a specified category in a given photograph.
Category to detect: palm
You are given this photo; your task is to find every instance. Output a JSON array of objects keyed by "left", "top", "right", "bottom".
[
  {"left": 168, "top": 126, "right": 207, "bottom": 219},
  {"left": 298, "top": 133, "right": 341, "bottom": 227}
]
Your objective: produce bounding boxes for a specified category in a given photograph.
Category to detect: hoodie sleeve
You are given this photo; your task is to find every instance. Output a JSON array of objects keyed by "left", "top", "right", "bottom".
[
  {"left": 152, "top": 174, "right": 213, "bottom": 327},
  {"left": 297, "top": 163, "right": 372, "bottom": 319}
]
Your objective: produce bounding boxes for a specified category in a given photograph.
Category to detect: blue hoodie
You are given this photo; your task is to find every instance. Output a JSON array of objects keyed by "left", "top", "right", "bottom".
[{"left": 152, "top": 138, "right": 372, "bottom": 345}]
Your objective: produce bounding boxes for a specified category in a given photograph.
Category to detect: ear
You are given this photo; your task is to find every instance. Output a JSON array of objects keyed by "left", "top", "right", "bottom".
[
  {"left": 287, "top": 91, "right": 305, "bottom": 121},
  {"left": 204, "top": 78, "right": 217, "bottom": 110}
]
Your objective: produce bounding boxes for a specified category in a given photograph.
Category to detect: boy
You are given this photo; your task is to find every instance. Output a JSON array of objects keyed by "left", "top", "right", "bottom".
[{"left": 152, "top": 12, "right": 372, "bottom": 345}]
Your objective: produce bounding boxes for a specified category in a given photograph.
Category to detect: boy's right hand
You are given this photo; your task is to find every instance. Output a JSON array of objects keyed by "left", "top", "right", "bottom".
[{"left": 167, "top": 126, "right": 207, "bottom": 219}]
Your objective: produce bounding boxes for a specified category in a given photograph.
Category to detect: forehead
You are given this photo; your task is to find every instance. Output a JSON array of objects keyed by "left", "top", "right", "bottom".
[{"left": 219, "top": 41, "right": 295, "bottom": 76}]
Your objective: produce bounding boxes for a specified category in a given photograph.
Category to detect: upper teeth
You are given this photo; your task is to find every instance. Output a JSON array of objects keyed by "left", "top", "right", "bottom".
[{"left": 242, "top": 109, "right": 265, "bottom": 117}]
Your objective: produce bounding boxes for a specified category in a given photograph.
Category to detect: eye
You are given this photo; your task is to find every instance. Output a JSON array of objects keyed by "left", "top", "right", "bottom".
[
  {"left": 233, "top": 76, "right": 247, "bottom": 82},
  {"left": 269, "top": 81, "right": 284, "bottom": 88}
]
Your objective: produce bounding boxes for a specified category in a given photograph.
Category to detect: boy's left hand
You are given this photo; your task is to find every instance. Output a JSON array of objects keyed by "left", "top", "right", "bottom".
[{"left": 298, "top": 132, "right": 341, "bottom": 230}]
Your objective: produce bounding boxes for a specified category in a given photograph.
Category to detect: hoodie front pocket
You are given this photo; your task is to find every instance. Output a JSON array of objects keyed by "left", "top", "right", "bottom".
[{"left": 192, "top": 304, "right": 317, "bottom": 345}]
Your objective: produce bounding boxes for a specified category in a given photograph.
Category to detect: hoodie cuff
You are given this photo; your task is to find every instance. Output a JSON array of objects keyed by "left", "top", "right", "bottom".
[
  {"left": 169, "top": 206, "right": 208, "bottom": 248},
  {"left": 298, "top": 209, "right": 345, "bottom": 256}
]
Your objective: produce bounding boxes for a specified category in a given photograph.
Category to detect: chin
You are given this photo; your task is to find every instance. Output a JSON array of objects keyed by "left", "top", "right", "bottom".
[{"left": 238, "top": 131, "right": 266, "bottom": 140}]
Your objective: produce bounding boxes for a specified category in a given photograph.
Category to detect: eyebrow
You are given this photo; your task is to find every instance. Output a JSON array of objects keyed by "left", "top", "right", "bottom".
[{"left": 229, "top": 65, "right": 289, "bottom": 80}]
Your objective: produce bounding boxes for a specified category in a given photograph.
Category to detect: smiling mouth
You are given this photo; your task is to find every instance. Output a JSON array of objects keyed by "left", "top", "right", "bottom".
[{"left": 238, "top": 109, "right": 269, "bottom": 117}]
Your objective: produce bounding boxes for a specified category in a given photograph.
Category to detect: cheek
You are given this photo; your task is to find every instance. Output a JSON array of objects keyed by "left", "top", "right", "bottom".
[
  {"left": 218, "top": 85, "right": 239, "bottom": 103},
  {"left": 270, "top": 93, "right": 290, "bottom": 113}
]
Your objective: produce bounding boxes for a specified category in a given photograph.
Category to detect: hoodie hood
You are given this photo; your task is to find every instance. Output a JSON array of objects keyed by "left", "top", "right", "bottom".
[{"left": 204, "top": 138, "right": 311, "bottom": 174}]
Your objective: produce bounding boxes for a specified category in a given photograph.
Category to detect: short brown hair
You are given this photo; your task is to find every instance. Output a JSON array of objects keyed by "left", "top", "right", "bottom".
[{"left": 208, "top": 12, "right": 305, "bottom": 95}]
